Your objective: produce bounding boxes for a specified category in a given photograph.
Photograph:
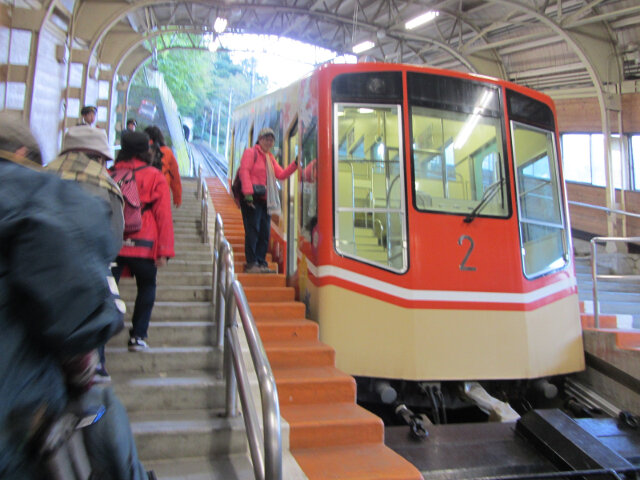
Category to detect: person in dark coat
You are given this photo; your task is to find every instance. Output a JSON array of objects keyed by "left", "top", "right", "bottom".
[
  {"left": 111, "top": 131, "right": 174, "bottom": 351},
  {"left": 0, "top": 113, "right": 150, "bottom": 479}
]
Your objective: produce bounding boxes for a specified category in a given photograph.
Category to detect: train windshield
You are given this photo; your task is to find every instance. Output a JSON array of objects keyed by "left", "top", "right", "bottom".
[
  {"left": 334, "top": 103, "right": 407, "bottom": 272},
  {"left": 408, "top": 73, "right": 508, "bottom": 218}
]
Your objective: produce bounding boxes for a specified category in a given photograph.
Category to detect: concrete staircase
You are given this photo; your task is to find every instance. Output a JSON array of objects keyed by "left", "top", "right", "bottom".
[
  {"left": 574, "top": 256, "right": 640, "bottom": 329},
  {"left": 207, "top": 178, "right": 423, "bottom": 480},
  {"left": 107, "top": 179, "right": 255, "bottom": 479}
]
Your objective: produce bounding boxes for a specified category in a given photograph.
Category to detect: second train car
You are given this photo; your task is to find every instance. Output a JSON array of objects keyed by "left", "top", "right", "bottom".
[{"left": 228, "top": 62, "right": 584, "bottom": 419}]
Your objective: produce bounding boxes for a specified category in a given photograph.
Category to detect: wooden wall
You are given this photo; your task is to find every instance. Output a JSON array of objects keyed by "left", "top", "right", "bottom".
[{"left": 566, "top": 182, "right": 640, "bottom": 238}]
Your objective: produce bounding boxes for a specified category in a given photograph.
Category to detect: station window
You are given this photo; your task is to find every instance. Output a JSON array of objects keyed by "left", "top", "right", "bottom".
[
  {"left": 334, "top": 103, "right": 407, "bottom": 272},
  {"left": 630, "top": 134, "right": 640, "bottom": 190},
  {"left": 561, "top": 133, "right": 624, "bottom": 188}
]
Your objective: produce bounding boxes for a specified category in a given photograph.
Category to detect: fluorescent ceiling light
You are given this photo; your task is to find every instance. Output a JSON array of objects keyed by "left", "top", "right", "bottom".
[
  {"left": 454, "top": 90, "right": 494, "bottom": 150},
  {"left": 352, "top": 41, "right": 375, "bottom": 54},
  {"left": 214, "top": 17, "right": 227, "bottom": 33},
  {"left": 405, "top": 11, "right": 439, "bottom": 30},
  {"left": 358, "top": 108, "right": 374, "bottom": 114}
]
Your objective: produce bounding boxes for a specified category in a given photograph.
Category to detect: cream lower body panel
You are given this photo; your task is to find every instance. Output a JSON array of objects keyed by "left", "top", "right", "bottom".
[{"left": 313, "top": 284, "right": 585, "bottom": 381}]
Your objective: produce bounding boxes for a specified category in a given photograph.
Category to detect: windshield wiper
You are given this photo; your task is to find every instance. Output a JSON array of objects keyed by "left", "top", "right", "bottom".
[{"left": 464, "top": 178, "right": 504, "bottom": 223}]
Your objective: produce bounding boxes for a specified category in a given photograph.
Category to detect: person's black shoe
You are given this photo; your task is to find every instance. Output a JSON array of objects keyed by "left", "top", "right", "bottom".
[{"left": 147, "top": 470, "right": 157, "bottom": 480}]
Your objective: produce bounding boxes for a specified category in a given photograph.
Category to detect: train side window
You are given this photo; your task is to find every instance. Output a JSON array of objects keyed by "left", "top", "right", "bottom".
[
  {"left": 232, "top": 119, "right": 250, "bottom": 177},
  {"left": 511, "top": 121, "right": 568, "bottom": 278},
  {"left": 300, "top": 119, "right": 318, "bottom": 241},
  {"left": 333, "top": 103, "right": 407, "bottom": 273}
]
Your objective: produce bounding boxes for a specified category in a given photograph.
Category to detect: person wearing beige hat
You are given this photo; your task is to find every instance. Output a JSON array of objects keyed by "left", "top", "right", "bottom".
[
  {"left": 47, "top": 126, "right": 124, "bottom": 248},
  {"left": 237, "top": 126, "right": 298, "bottom": 273},
  {"left": 46, "top": 126, "right": 125, "bottom": 383}
]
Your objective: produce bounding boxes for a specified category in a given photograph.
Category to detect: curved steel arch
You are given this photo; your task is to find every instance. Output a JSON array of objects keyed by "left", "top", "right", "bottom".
[
  {"left": 487, "top": 0, "right": 620, "bottom": 234},
  {"left": 81, "top": 0, "right": 493, "bottom": 76},
  {"left": 113, "top": 28, "right": 215, "bottom": 79}
]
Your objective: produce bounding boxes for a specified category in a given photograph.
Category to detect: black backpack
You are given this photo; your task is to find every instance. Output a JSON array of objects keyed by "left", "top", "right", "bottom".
[{"left": 149, "top": 143, "right": 163, "bottom": 171}]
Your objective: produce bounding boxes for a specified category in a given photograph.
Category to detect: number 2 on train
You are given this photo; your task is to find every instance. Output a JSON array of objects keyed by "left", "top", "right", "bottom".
[{"left": 458, "top": 235, "right": 476, "bottom": 271}]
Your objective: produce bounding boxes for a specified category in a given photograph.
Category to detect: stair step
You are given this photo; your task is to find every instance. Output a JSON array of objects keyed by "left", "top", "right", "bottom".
[
  {"left": 120, "top": 285, "right": 212, "bottom": 302},
  {"left": 144, "top": 454, "right": 255, "bottom": 480},
  {"left": 232, "top": 252, "right": 272, "bottom": 263},
  {"left": 250, "top": 301, "right": 306, "bottom": 320},
  {"left": 105, "top": 346, "right": 220, "bottom": 374},
  {"left": 153, "top": 272, "right": 212, "bottom": 286},
  {"left": 282, "top": 403, "right": 383, "bottom": 448},
  {"left": 110, "top": 321, "right": 214, "bottom": 346},
  {"left": 172, "top": 251, "right": 213, "bottom": 261},
  {"left": 124, "top": 301, "right": 213, "bottom": 320},
  {"left": 292, "top": 443, "right": 423, "bottom": 480},
  {"left": 244, "top": 286, "right": 295, "bottom": 302},
  {"left": 130, "top": 409, "right": 247, "bottom": 461},
  {"left": 237, "top": 273, "right": 286, "bottom": 287},
  {"left": 173, "top": 243, "right": 211, "bottom": 253},
  {"left": 163, "top": 260, "right": 213, "bottom": 273},
  {"left": 273, "top": 366, "right": 356, "bottom": 405},
  {"left": 264, "top": 339, "right": 335, "bottom": 367},
  {"left": 256, "top": 319, "right": 319, "bottom": 341},
  {"left": 235, "top": 261, "right": 279, "bottom": 273},
  {"left": 113, "top": 373, "right": 225, "bottom": 412},
  {"left": 616, "top": 331, "right": 640, "bottom": 350}
]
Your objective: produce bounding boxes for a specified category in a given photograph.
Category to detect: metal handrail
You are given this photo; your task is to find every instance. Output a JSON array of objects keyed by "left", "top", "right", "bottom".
[
  {"left": 224, "top": 278, "right": 282, "bottom": 480},
  {"left": 589, "top": 235, "right": 640, "bottom": 328},
  {"left": 569, "top": 200, "right": 640, "bottom": 220},
  {"left": 196, "top": 165, "right": 209, "bottom": 244},
  {"left": 197, "top": 168, "right": 281, "bottom": 479},
  {"left": 210, "top": 213, "right": 282, "bottom": 480}
]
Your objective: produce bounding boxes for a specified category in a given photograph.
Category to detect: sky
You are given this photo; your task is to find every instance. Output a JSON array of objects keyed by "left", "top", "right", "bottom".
[{"left": 208, "top": 33, "right": 356, "bottom": 90}]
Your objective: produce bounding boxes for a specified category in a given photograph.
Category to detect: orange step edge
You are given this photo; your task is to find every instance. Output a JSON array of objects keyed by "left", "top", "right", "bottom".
[{"left": 207, "top": 177, "right": 423, "bottom": 480}]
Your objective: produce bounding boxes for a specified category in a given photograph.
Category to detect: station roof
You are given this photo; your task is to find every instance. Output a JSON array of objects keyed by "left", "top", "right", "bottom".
[{"left": 18, "top": 0, "right": 640, "bottom": 96}]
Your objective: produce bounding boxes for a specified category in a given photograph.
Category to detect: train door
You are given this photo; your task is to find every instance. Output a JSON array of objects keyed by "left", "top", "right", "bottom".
[{"left": 286, "top": 120, "right": 300, "bottom": 277}]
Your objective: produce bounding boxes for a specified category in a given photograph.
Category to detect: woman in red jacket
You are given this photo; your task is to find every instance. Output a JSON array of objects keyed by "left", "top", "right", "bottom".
[
  {"left": 238, "top": 127, "right": 297, "bottom": 273},
  {"left": 145, "top": 126, "right": 182, "bottom": 207},
  {"left": 111, "top": 131, "right": 174, "bottom": 351}
]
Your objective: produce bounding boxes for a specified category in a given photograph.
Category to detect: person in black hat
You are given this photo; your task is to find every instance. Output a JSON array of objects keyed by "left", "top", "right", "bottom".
[
  {"left": 126, "top": 118, "right": 137, "bottom": 132},
  {"left": 110, "top": 131, "right": 174, "bottom": 352},
  {"left": 78, "top": 105, "right": 97, "bottom": 127}
]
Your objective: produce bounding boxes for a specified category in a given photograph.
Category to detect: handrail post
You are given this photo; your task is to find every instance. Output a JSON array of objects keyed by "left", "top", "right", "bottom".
[
  {"left": 212, "top": 214, "right": 224, "bottom": 344},
  {"left": 201, "top": 183, "right": 209, "bottom": 244},
  {"left": 215, "top": 240, "right": 229, "bottom": 348},
  {"left": 224, "top": 286, "right": 238, "bottom": 418},
  {"left": 590, "top": 237, "right": 600, "bottom": 328},
  {"left": 196, "top": 165, "right": 202, "bottom": 199}
]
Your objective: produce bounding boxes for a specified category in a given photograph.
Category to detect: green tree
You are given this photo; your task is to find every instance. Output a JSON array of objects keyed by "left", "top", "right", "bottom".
[{"left": 135, "top": 47, "right": 269, "bottom": 149}]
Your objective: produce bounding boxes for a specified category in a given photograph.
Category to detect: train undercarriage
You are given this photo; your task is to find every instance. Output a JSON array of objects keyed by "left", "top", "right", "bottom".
[{"left": 356, "top": 375, "right": 640, "bottom": 479}]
